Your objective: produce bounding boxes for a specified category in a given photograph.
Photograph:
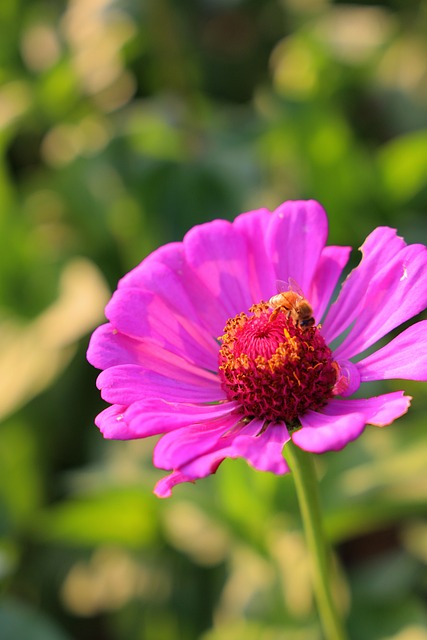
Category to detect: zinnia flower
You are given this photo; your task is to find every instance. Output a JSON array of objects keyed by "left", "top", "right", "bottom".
[{"left": 87, "top": 200, "right": 427, "bottom": 497}]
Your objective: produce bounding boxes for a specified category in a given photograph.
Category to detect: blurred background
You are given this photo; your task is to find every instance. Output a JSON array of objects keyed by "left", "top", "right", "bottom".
[{"left": 1, "top": 0, "right": 427, "bottom": 638}]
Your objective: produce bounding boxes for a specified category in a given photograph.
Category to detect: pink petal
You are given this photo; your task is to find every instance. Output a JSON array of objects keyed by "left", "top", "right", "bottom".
[
  {"left": 97, "top": 364, "right": 223, "bottom": 405},
  {"left": 177, "top": 420, "right": 290, "bottom": 479},
  {"left": 87, "top": 324, "right": 143, "bottom": 370},
  {"left": 118, "top": 241, "right": 184, "bottom": 290},
  {"left": 233, "top": 208, "right": 276, "bottom": 302},
  {"left": 322, "top": 227, "right": 407, "bottom": 344},
  {"left": 293, "top": 410, "right": 366, "bottom": 452},
  {"left": 154, "top": 416, "right": 290, "bottom": 488},
  {"left": 154, "top": 470, "right": 195, "bottom": 498},
  {"left": 334, "top": 243, "right": 427, "bottom": 359},
  {"left": 123, "top": 398, "right": 239, "bottom": 437},
  {"left": 174, "top": 447, "right": 227, "bottom": 480},
  {"left": 321, "top": 392, "right": 411, "bottom": 427},
  {"left": 95, "top": 404, "right": 132, "bottom": 439},
  {"left": 91, "top": 324, "right": 221, "bottom": 392},
  {"left": 153, "top": 413, "right": 239, "bottom": 470},
  {"left": 147, "top": 259, "right": 229, "bottom": 341},
  {"left": 106, "top": 286, "right": 218, "bottom": 370},
  {"left": 333, "top": 359, "right": 361, "bottom": 397},
  {"left": 357, "top": 320, "right": 427, "bottom": 382},
  {"left": 309, "top": 245, "right": 352, "bottom": 323},
  {"left": 266, "top": 200, "right": 328, "bottom": 294},
  {"left": 168, "top": 441, "right": 235, "bottom": 480},
  {"left": 183, "top": 219, "right": 254, "bottom": 315},
  {"left": 119, "top": 242, "right": 230, "bottom": 341},
  {"left": 230, "top": 420, "right": 290, "bottom": 474}
]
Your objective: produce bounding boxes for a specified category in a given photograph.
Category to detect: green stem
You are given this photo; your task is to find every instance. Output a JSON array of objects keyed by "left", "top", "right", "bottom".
[{"left": 286, "top": 441, "right": 348, "bottom": 640}]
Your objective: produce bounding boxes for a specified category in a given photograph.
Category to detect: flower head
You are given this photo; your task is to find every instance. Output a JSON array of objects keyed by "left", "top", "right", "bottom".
[
  {"left": 218, "top": 303, "right": 337, "bottom": 423},
  {"left": 87, "top": 200, "right": 427, "bottom": 497}
]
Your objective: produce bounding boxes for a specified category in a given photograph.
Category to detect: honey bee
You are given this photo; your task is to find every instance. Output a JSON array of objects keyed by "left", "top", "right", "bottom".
[{"left": 269, "top": 278, "right": 315, "bottom": 329}]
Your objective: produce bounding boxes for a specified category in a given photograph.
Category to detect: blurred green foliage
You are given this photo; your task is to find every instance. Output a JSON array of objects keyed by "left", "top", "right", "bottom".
[{"left": 1, "top": 0, "right": 427, "bottom": 638}]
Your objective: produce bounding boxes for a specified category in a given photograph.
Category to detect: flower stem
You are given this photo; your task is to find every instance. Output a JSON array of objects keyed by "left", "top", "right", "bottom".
[{"left": 286, "top": 441, "right": 348, "bottom": 640}]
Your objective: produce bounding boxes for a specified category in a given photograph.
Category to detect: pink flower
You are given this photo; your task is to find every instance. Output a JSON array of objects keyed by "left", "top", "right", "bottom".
[{"left": 87, "top": 200, "right": 427, "bottom": 497}]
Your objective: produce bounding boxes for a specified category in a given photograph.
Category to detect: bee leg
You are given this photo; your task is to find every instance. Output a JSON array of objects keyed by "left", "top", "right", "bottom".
[
  {"left": 269, "top": 307, "right": 278, "bottom": 321},
  {"left": 269, "top": 306, "right": 282, "bottom": 321}
]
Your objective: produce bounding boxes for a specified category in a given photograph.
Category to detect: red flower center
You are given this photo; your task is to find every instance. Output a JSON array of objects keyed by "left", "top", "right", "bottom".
[{"left": 218, "top": 302, "right": 338, "bottom": 426}]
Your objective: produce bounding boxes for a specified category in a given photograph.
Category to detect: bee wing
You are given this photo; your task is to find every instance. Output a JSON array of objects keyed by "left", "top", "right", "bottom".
[
  {"left": 275, "top": 279, "right": 289, "bottom": 293},
  {"left": 276, "top": 277, "right": 305, "bottom": 297}
]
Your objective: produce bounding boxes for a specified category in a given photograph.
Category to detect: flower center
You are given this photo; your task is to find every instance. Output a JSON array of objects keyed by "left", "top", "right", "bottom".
[{"left": 218, "top": 302, "right": 338, "bottom": 426}]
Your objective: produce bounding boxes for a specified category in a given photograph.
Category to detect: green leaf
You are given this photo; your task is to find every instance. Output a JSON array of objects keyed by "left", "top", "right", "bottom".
[
  {"left": 32, "top": 489, "right": 159, "bottom": 548},
  {"left": 378, "top": 130, "right": 427, "bottom": 202}
]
